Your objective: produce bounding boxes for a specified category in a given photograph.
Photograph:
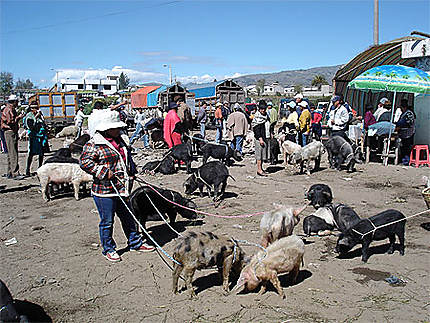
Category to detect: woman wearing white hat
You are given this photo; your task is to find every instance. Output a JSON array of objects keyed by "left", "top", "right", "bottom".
[{"left": 80, "top": 110, "right": 154, "bottom": 262}]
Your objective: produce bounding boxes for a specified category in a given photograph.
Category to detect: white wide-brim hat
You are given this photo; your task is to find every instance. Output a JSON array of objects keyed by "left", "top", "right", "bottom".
[
  {"left": 95, "top": 110, "right": 127, "bottom": 132},
  {"left": 294, "top": 93, "right": 304, "bottom": 100}
]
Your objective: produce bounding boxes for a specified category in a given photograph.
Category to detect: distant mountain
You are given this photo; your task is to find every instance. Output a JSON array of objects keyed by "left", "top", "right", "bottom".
[{"left": 232, "top": 65, "right": 342, "bottom": 87}]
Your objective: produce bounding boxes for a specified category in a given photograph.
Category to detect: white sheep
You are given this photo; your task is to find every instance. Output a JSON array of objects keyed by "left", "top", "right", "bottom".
[{"left": 37, "top": 163, "right": 93, "bottom": 201}]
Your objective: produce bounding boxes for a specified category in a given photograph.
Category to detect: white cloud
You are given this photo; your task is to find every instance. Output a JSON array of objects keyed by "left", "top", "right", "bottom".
[
  {"left": 52, "top": 67, "right": 244, "bottom": 86},
  {"left": 54, "top": 66, "right": 165, "bottom": 84}
]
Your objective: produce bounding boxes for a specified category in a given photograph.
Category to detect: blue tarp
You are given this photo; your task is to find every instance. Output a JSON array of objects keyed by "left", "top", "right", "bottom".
[
  {"left": 187, "top": 81, "right": 223, "bottom": 99},
  {"left": 147, "top": 85, "right": 167, "bottom": 107}
]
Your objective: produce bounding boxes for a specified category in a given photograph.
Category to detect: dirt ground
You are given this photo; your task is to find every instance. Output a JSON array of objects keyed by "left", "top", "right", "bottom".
[{"left": 1, "top": 131, "right": 430, "bottom": 323}]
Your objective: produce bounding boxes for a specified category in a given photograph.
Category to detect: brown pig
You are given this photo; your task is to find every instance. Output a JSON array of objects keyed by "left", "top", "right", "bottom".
[
  {"left": 233, "top": 235, "right": 304, "bottom": 299},
  {"left": 260, "top": 205, "right": 307, "bottom": 247},
  {"left": 172, "top": 231, "right": 245, "bottom": 297}
]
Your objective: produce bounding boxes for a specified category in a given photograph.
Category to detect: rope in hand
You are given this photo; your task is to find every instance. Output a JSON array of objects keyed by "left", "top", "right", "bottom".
[
  {"left": 109, "top": 179, "right": 182, "bottom": 266},
  {"left": 134, "top": 176, "right": 269, "bottom": 219}
]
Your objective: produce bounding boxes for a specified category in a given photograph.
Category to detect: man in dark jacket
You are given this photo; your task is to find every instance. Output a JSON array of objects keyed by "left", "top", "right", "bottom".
[
  {"left": 0, "top": 95, "right": 24, "bottom": 179},
  {"left": 396, "top": 99, "right": 415, "bottom": 165}
]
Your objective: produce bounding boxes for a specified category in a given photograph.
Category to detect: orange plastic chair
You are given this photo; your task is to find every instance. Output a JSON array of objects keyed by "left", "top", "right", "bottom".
[{"left": 409, "top": 145, "right": 430, "bottom": 168}]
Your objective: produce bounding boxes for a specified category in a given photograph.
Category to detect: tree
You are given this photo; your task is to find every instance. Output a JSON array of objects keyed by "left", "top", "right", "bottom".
[
  {"left": 311, "top": 74, "right": 328, "bottom": 89},
  {"left": 294, "top": 84, "right": 303, "bottom": 94},
  {"left": 118, "top": 72, "right": 130, "bottom": 90},
  {"left": 256, "top": 79, "right": 265, "bottom": 96},
  {"left": 0, "top": 72, "right": 14, "bottom": 97},
  {"left": 15, "top": 78, "right": 34, "bottom": 89}
]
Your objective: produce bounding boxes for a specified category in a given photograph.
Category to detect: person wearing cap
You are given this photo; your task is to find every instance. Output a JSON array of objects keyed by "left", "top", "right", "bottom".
[
  {"left": 214, "top": 102, "right": 224, "bottom": 143},
  {"left": 252, "top": 100, "right": 269, "bottom": 176},
  {"left": 328, "top": 95, "right": 350, "bottom": 141},
  {"left": 374, "top": 98, "right": 390, "bottom": 122},
  {"left": 298, "top": 101, "right": 311, "bottom": 146},
  {"left": 395, "top": 99, "right": 415, "bottom": 165},
  {"left": 163, "top": 102, "right": 182, "bottom": 148},
  {"left": 226, "top": 103, "right": 248, "bottom": 154},
  {"left": 377, "top": 101, "right": 393, "bottom": 123},
  {"left": 24, "top": 101, "right": 48, "bottom": 176},
  {"left": 80, "top": 110, "right": 154, "bottom": 262},
  {"left": 294, "top": 93, "right": 308, "bottom": 116},
  {"left": 1, "top": 94, "right": 25, "bottom": 179}
]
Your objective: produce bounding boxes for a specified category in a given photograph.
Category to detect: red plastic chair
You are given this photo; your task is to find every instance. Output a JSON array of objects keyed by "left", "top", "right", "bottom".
[{"left": 409, "top": 145, "right": 430, "bottom": 168}]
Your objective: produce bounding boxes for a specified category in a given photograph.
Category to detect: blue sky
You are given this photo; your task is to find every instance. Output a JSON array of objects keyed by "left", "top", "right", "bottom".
[{"left": 1, "top": 0, "right": 429, "bottom": 87}]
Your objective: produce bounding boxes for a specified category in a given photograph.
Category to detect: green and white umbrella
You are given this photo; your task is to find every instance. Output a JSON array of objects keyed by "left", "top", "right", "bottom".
[
  {"left": 348, "top": 64, "right": 430, "bottom": 165},
  {"left": 348, "top": 64, "right": 430, "bottom": 94}
]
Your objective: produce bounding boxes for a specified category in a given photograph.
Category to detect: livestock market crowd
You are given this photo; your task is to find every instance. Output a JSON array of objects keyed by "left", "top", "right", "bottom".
[{"left": 0, "top": 92, "right": 428, "bottom": 321}]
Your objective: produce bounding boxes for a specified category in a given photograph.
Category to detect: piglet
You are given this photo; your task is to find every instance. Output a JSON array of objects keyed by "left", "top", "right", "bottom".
[
  {"left": 303, "top": 215, "right": 334, "bottom": 236},
  {"left": 260, "top": 205, "right": 306, "bottom": 247},
  {"left": 233, "top": 235, "right": 304, "bottom": 299},
  {"left": 172, "top": 231, "right": 245, "bottom": 297},
  {"left": 336, "top": 209, "right": 406, "bottom": 262}
]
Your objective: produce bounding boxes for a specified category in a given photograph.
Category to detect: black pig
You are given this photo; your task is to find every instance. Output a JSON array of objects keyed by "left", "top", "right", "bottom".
[
  {"left": 336, "top": 209, "right": 406, "bottom": 262},
  {"left": 130, "top": 185, "right": 198, "bottom": 231},
  {"left": 306, "top": 184, "right": 333, "bottom": 209},
  {"left": 141, "top": 155, "right": 176, "bottom": 175},
  {"left": 324, "top": 136, "right": 364, "bottom": 172},
  {"left": 303, "top": 215, "right": 334, "bottom": 236},
  {"left": 168, "top": 142, "right": 193, "bottom": 173},
  {"left": 183, "top": 161, "right": 231, "bottom": 201},
  {"left": 200, "top": 143, "right": 242, "bottom": 165}
]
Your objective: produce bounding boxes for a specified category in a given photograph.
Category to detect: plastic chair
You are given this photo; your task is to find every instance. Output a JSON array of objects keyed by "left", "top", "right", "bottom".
[{"left": 409, "top": 145, "right": 430, "bottom": 168}]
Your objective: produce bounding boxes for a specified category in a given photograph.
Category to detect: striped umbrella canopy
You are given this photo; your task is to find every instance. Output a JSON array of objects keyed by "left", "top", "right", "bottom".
[{"left": 348, "top": 65, "right": 430, "bottom": 94}]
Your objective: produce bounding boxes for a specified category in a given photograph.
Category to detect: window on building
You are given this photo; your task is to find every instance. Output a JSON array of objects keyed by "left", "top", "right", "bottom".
[
  {"left": 103, "top": 85, "right": 111, "bottom": 90},
  {"left": 62, "top": 84, "right": 65, "bottom": 89},
  {"left": 78, "top": 84, "right": 83, "bottom": 89},
  {"left": 92, "top": 84, "right": 98, "bottom": 90}
]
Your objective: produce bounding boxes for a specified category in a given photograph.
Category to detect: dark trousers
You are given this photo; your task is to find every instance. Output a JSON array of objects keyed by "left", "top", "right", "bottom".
[
  {"left": 400, "top": 136, "right": 414, "bottom": 161},
  {"left": 4, "top": 130, "right": 19, "bottom": 177}
]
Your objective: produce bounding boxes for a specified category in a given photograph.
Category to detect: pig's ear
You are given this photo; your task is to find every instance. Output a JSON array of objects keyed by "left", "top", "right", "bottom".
[{"left": 293, "top": 205, "right": 307, "bottom": 217}]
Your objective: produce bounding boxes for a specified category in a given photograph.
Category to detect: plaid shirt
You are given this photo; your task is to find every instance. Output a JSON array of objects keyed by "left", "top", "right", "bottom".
[{"left": 80, "top": 133, "right": 137, "bottom": 197}]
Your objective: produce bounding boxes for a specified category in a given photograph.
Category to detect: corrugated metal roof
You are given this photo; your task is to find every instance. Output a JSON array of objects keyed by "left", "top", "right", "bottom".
[
  {"left": 187, "top": 80, "right": 224, "bottom": 99},
  {"left": 333, "top": 36, "right": 425, "bottom": 114},
  {"left": 334, "top": 36, "right": 423, "bottom": 87},
  {"left": 131, "top": 86, "right": 161, "bottom": 108}
]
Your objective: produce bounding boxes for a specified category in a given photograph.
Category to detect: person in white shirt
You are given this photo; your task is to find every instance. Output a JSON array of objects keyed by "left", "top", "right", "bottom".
[
  {"left": 329, "top": 95, "right": 350, "bottom": 142},
  {"left": 373, "top": 98, "right": 390, "bottom": 121},
  {"left": 74, "top": 106, "right": 88, "bottom": 138},
  {"left": 129, "top": 108, "right": 146, "bottom": 145}
]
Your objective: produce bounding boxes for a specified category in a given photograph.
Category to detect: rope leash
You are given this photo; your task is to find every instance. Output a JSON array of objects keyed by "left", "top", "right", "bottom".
[
  {"left": 351, "top": 209, "right": 430, "bottom": 238},
  {"left": 109, "top": 179, "right": 182, "bottom": 266},
  {"left": 134, "top": 177, "right": 267, "bottom": 219},
  {"left": 143, "top": 190, "right": 183, "bottom": 237}
]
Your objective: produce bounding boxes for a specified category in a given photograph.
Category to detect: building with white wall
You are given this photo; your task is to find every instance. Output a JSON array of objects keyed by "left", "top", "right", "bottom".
[
  {"left": 59, "top": 75, "right": 119, "bottom": 96},
  {"left": 263, "top": 82, "right": 284, "bottom": 95}
]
